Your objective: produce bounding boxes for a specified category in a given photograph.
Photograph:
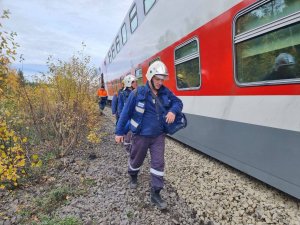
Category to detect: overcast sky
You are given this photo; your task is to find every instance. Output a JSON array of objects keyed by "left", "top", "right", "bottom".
[{"left": 1, "top": 0, "right": 133, "bottom": 80}]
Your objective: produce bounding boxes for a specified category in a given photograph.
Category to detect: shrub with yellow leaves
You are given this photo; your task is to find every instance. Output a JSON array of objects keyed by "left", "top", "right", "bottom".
[
  {"left": 87, "top": 131, "right": 101, "bottom": 144},
  {"left": 1, "top": 9, "right": 19, "bottom": 94},
  {"left": 1, "top": 9, "right": 101, "bottom": 189},
  {"left": 0, "top": 118, "right": 43, "bottom": 189},
  {"left": 0, "top": 120, "right": 26, "bottom": 188},
  {"left": 17, "top": 49, "right": 102, "bottom": 156},
  {"left": 0, "top": 10, "right": 27, "bottom": 189}
]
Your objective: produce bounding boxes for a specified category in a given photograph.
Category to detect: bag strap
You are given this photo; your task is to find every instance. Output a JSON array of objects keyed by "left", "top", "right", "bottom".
[
  {"left": 122, "top": 91, "right": 127, "bottom": 106},
  {"left": 150, "top": 91, "right": 167, "bottom": 113},
  {"left": 150, "top": 91, "right": 168, "bottom": 122}
]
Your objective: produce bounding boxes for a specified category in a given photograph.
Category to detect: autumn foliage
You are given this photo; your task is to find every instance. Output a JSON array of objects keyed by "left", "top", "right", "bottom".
[
  {"left": 0, "top": 10, "right": 101, "bottom": 189},
  {"left": 24, "top": 53, "right": 101, "bottom": 156}
]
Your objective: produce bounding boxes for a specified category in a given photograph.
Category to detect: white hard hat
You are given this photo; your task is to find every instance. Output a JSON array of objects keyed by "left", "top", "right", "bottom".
[
  {"left": 146, "top": 61, "right": 169, "bottom": 81},
  {"left": 123, "top": 74, "right": 137, "bottom": 90}
]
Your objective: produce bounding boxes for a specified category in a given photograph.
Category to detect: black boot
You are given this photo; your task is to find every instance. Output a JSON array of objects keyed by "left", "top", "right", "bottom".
[
  {"left": 130, "top": 175, "right": 137, "bottom": 189},
  {"left": 150, "top": 188, "right": 167, "bottom": 210}
]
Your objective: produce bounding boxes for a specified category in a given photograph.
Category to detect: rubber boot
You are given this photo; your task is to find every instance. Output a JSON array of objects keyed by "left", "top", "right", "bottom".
[
  {"left": 130, "top": 175, "right": 137, "bottom": 189},
  {"left": 150, "top": 188, "right": 167, "bottom": 210}
]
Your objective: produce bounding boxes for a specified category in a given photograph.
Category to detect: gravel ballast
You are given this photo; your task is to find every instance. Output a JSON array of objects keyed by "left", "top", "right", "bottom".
[{"left": 0, "top": 108, "right": 299, "bottom": 225}]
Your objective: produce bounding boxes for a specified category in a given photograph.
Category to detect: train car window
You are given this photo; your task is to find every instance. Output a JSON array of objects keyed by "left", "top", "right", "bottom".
[
  {"left": 135, "top": 68, "right": 144, "bottom": 85},
  {"left": 234, "top": 0, "right": 300, "bottom": 85},
  {"left": 175, "top": 38, "right": 200, "bottom": 90},
  {"left": 111, "top": 45, "right": 115, "bottom": 59},
  {"left": 130, "top": 4, "right": 138, "bottom": 33},
  {"left": 236, "top": 0, "right": 300, "bottom": 35},
  {"left": 121, "top": 23, "right": 127, "bottom": 45},
  {"left": 144, "top": 0, "right": 156, "bottom": 15},
  {"left": 115, "top": 36, "right": 120, "bottom": 53}
]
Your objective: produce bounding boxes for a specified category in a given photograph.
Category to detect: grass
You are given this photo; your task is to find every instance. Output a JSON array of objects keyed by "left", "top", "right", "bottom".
[
  {"left": 31, "top": 215, "right": 82, "bottom": 225},
  {"left": 34, "top": 186, "right": 73, "bottom": 214},
  {"left": 82, "top": 178, "right": 97, "bottom": 186},
  {"left": 18, "top": 184, "right": 85, "bottom": 224}
]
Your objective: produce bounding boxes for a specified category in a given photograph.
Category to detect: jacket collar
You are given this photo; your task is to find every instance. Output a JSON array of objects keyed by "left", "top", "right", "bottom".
[{"left": 145, "top": 82, "right": 167, "bottom": 95}]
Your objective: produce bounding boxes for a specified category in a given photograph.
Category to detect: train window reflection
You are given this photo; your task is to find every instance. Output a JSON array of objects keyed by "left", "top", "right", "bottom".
[
  {"left": 175, "top": 40, "right": 198, "bottom": 60},
  {"left": 135, "top": 68, "right": 144, "bottom": 85},
  {"left": 144, "top": 0, "right": 156, "bottom": 15},
  {"left": 175, "top": 39, "right": 200, "bottom": 90},
  {"left": 130, "top": 4, "right": 138, "bottom": 33},
  {"left": 236, "top": 23, "right": 300, "bottom": 83},
  {"left": 236, "top": 0, "right": 300, "bottom": 35},
  {"left": 121, "top": 23, "right": 127, "bottom": 45}
]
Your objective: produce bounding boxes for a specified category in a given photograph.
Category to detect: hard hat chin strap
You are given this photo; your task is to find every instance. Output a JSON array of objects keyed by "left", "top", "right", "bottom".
[
  {"left": 150, "top": 79, "right": 159, "bottom": 92},
  {"left": 151, "top": 79, "right": 158, "bottom": 91}
]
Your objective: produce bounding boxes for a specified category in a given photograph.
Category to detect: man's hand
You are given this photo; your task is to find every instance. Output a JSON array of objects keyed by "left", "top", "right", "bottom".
[
  {"left": 115, "top": 135, "right": 124, "bottom": 143},
  {"left": 165, "top": 111, "right": 176, "bottom": 124}
]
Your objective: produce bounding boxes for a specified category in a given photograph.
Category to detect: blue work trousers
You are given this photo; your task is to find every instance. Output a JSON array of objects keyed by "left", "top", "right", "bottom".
[
  {"left": 128, "top": 133, "right": 165, "bottom": 190},
  {"left": 99, "top": 99, "right": 106, "bottom": 110}
]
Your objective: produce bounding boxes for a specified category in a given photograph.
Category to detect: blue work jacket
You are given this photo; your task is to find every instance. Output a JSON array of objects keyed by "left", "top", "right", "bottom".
[
  {"left": 115, "top": 83, "right": 183, "bottom": 137},
  {"left": 111, "top": 94, "right": 118, "bottom": 115},
  {"left": 117, "top": 88, "right": 132, "bottom": 117}
]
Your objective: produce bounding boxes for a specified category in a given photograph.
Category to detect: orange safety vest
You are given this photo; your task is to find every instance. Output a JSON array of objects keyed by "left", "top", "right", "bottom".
[{"left": 97, "top": 88, "right": 107, "bottom": 97}]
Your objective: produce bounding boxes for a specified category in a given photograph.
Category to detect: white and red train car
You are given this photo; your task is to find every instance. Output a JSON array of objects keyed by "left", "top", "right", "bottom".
[{"left": 101, "top": 0, "right": 300, "bottom": 199}]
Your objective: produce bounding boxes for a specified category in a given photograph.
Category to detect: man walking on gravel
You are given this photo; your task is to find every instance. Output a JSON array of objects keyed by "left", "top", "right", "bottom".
[
  {"left": 97, "top": 86, "right": 108, "bottom": 115},
  {"left": 115, "top": 61, "right": 183, "bottom": 210}
]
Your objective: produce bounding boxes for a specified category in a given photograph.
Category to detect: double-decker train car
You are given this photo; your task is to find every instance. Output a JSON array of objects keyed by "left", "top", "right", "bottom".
[{"left": 101, "top": 0, "right": 300, "bottom": 199}]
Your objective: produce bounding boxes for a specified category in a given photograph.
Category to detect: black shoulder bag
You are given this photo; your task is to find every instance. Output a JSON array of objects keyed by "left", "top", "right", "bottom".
[{"left": 151, "top": 92, "right": 187, "bottom": 135}]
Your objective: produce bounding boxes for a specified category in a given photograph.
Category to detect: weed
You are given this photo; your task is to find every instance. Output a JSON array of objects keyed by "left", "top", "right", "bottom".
[
  {"left": 31, "top": 215, "right": 82, "bottom": 225},
  {"left": 49, "top": 186, "right": 69, "bottom": 202},
  {"left": 43, "top": 151, "right": 58, "bottom": 162},
  {"left": 126, "top": 211, "right": 133, "bottom": 219},
  {"left": 34, "top": 186, "right": 73, "bottom": 214},
  {"left": 19, "top": 209, "right": 32, "bottom": 217},
  {"left": 82, "top": 178, "right": 96, "bottom": 186}
]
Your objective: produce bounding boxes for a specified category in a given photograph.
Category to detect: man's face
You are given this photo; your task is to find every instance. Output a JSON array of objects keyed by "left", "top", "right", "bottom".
[
  {"left": 131, "top": 80, "right": 138, "bottom": 89},
  {"left": 152, "top": 75, "right": 164, "bottom": 90}
]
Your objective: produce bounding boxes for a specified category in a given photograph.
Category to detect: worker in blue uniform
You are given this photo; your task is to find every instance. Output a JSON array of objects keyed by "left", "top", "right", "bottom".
[
  {"left": 117, "top": 74, "right": 137, "bottom": 153},
  {"left": 117, "top": 74, "right": 138, "bottom": 119},
  {"left": 115, "top": 61, "right": 183, "bottom": 210},
  {"left": 111, "top": 80, "right": 125, "bottom": 123}
]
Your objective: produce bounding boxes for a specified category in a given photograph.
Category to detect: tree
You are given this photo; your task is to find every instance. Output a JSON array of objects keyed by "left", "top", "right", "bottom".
[{"left": 0, "top": 10, "right": 19, "bottom": 81}]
